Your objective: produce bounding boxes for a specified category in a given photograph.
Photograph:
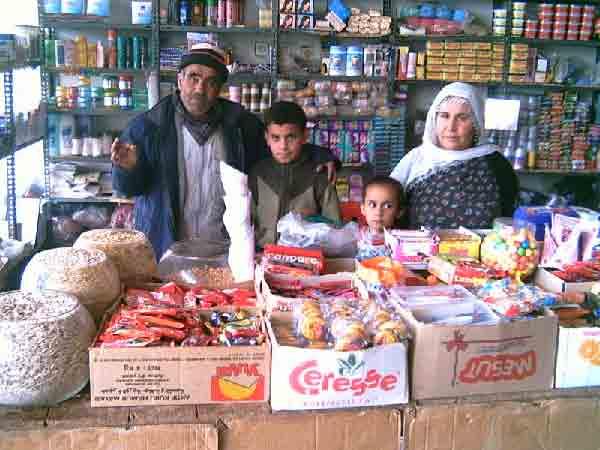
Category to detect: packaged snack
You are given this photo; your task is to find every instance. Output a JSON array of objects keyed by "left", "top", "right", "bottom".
[
  {"left": 480, "top": 227, "right": 539, "bottom": 280},
  {"left": 263, "top": 244, "right": 325, "bottom": 276}
]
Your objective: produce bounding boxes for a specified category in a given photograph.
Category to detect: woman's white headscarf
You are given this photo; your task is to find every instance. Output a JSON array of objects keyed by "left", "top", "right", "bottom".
[{"left": 390, "top": 82, "right": 498, "bottom": 190}]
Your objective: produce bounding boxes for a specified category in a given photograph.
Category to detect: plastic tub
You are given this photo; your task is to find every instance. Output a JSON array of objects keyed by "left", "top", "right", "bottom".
[
  {"left": 345, "top": 46, "right": 363, "bottom": 77},
  {"left": 329, "top": 46, "right": 346, "bottom": 76},
  {"left": 60, "top": 0, "right": 84, "bottom": 14}
]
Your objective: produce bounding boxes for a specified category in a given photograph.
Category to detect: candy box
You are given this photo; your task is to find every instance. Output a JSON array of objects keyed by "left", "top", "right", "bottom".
[
  {"left": 428, "top": 255, "right": 503, "bottom": 288},
  {"left": 534, "top": 267, "right": 597, "bottom": 294},
  {"left": 513, "top": 206, "right": 578, "bottom": 242},
  {"left": 280, "top": 0, "right": 295, "bottom": 13},
  {"left": 397, "top": 301, "right": 557, "bottom": 399},
  {"left": 297, "top": 14, "right": 315, "bottom": 29},
  {"left": 268, "top": 312, "right": 409, "bottom": 410},
  {"left": 89, "top": 299, "right": 270, "bottom": 407},
  {"left": 384, "top": 228, "right": 440, "bottom": 268},
  {"left": 296, "top": 0, "right": 313, "bottom": 14},
  {"left": 280, "top": 13, "right": 296, "bottom": 28},
  {"left": 437, "top": 227, "right": 482, "bottom": 259}
]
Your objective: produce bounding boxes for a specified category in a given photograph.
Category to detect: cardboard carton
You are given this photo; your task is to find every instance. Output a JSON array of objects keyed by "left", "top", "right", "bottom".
[
  {"left": 89, "top": 306, "right": 270, "bottom": 407},
  {"left": 437, "top": 227, "right": 482, "bottom": 259},
  {"left": 255, "top": 259, "right": 355, "bottom": 313},
  {"left": 555, "top": 326, "right": 600, "bottom": 388},
  {"left": 535, "top": 267, "right": 596, "bottom": 294},
  {"left": 268, "top": 313, "right": 409, "bottom": 410},
  {"left": 399, "top": 303, "right": 557, "bottom": 399}
]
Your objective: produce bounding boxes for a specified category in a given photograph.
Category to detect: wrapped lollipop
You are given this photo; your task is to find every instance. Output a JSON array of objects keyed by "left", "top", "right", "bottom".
[{"left": 481, "top": 226, "right": 539, "bottom": 280}]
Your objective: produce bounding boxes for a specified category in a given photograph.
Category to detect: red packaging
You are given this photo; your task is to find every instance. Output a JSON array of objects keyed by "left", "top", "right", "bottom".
[
  {"left": 566, "top": 31, "right": 579, "bottom": 40},
  {"left": 263, "top": 244, "right": 325, "bottom": 276},
  {"left": 583, "top": 5, "right": 596, "bottom": 15},
  {"left": 539, "top": 12, "right": 554, "bottom": 21},
  {"left": 553, "top": 31, "right": 566, "bottom": 40},
  {"left": 539, "top": 30, "right": 552, "bottom": 39},
  {"left": 555, "top": 4, "right": 569, "bottom": 13},
  {"left": 579, "top": 32, "right": 592, "bottom": 40},
  {"left": 567, "top": 23, "right": 580, "bottom": 32},
  {"left": 539, "top": 20, "right": 554, "bottom": 28},
  {"left": 524, "top": 30, "right": 537, "bottom": 38}
]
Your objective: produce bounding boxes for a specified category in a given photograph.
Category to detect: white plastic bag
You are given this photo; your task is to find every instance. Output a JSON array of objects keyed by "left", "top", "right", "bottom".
[{"left": 277, "top": 212, "right": 358, "bottom": 257}]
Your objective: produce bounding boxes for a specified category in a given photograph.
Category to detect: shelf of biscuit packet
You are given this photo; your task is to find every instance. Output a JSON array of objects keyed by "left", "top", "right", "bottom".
[
  {"left": 284, "top": 292, "right": 410, "bottom": 351},
  {"left": 95, "top": 301, "right": 265, "bottom": 348}
]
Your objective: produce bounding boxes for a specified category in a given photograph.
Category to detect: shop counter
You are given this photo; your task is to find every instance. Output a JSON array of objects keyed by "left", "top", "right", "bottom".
[{"left": 1, "top": 387, "right": 600, "bottom": 450}]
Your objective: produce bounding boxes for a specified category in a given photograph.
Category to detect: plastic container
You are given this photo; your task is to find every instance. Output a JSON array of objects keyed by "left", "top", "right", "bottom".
[
  {"left": 87, "top": 0, "right": 110, "bottom": 15},
  {"left": 493, "top": 9, "right": 507, "bottom": 18},
  {"left": 493, "top": 25, "right": 506, "bottom": 35},
  {"left": 61, "top": 0, "right": 84, "bottom": 14},
  {"left": 158, "top": 239, "right": 233, "bottom": 288},
  {"left": 513, "top": 10, "right": 526, "bottom": 19},
  {"left": 44, "top": 0, "right": 61, "bottom": 13},
  {"left": 493, "top": 18, "right": 506, "bottom": 26},
  {"left": 512, "top": 27, "right": 524, "bottom": 36},
  {"left": 329, "top": 46, "right": 346, "bottom": 76},
  {"left": 566, "top": 30, "right": 579, "bottom": 40},
  {"left": 512, "top": 19, "right": 525, "bottom": 28},
  {"left": 346, "top": 46, "right": 363, "bottom": 76},
  {"left": 513, "top": 2, "right": 526, "bottom": 11}
]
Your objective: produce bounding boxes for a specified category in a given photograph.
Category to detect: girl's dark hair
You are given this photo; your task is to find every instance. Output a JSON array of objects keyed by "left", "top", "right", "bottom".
[
  {"left": 264, "top": 101, "right": 307, "bottom": 130},
  {"left": 362, "top": 176, "right": 406, "bottom": 206}
]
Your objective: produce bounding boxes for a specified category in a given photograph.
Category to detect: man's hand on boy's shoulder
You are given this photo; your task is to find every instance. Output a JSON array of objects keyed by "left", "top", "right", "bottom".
[{"left": 316, "top": 161, "right": 337, "bottom": 183}]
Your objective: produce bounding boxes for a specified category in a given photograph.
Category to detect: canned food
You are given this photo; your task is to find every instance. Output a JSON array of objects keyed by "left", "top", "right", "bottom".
[
  {"left": 538, "top": 3, "right": 554, "bottom": 13},
  {"left": 513, "top": 2, "right": 526, "bottom": 10},
  {"left": 539, "top": 20, "right": 554, "bottom": 28},
  {"left": 511, "top": 27, "right": 524, "bottom": 36},
  {"left": 493, "top": 9, "right": 507, "bottom": 18},
  {"left": 493, "top": 26, "right": 506, "bottom": 35},
  {"left": 512, "top": 19, "right": 525, "bottom": 27},
  {"left": 493, "top": 17, "right": 507, "bottom": 26},
  {"left": 539, "top": 31, "right": 552, "bottom": 39},
  {"left": 513, "top": 10, "right": 526, "bottom": 19}
]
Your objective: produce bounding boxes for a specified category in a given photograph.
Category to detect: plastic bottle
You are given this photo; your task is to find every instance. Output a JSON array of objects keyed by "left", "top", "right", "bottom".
[
  {"left": 260, "top": 85, "right": 270, "bottom": 112},
  {"left": 147, "top": 72, "right": 159, "bottom": 108},
  {"left": 192, "top": 0, "right": 204, "bottom": 25},
  {"left": 180, "top": 0, "right": 190, "bottom": 25},
  {"left": 59, "top": 114, "right": 75, "bottom": 157},
  {"left": 168, "top": 0, "right": 179, "bottom": 24},
  {"left": 75, "top": 35, "right": 87, "bottom": 67},
  {"left": 206, "top": 0, "right": 217, "bottom": 25},
  {"left": 107, "top": 29, "right": 117, "bottom": 69},
  {"left": 47, "top": 114, "right": 60, "bottom": 157}
]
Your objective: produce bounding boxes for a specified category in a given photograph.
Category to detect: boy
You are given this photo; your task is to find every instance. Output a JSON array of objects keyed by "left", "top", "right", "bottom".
[
  {"left": 249, "top": 101, "right": 341, "bottom": 248},
  {"left": 357, "top": 176, "right": 406, "bottom": 260}
]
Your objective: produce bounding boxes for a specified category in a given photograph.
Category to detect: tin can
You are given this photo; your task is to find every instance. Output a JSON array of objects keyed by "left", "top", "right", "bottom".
[{"left": 117, "top": 36, "right": 127, "bottom": 69}]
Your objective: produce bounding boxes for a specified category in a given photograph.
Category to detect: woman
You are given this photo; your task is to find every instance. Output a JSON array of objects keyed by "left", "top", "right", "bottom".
[{"left": 390, "top": 82, "right": 518, "bottom": 229}]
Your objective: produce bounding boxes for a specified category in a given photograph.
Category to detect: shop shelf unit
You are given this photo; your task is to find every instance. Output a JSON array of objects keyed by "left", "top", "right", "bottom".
[
  {"left": 38, "top": 0, "right": 160, "bottom": 205},
  {"left": 0, "top": 58, "right": 43, "bottom": 240}
]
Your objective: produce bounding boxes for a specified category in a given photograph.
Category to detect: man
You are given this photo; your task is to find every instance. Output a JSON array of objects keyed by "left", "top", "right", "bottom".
[{"left": 112, "top": 44, "right": 337, "bottom": 259}]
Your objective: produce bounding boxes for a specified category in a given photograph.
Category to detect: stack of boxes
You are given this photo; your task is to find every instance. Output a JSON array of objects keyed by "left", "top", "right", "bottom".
[
  {"left": 535, "top": 3, "right": 595, "bottom": 40},
  {"left": 508, "top": 43, "right": 530, "bottom": 84},
  {"left": 424, "top": 41, "right": 503, "bottom": 83}
]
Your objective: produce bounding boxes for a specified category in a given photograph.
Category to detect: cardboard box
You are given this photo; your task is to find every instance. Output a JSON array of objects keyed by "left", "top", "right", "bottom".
[
  {"left": 90, "top": 307, "right": 270, "bottom": 407},
  {"left": 268, "top": 313, "right": 409, "bottom": 410},
  {"left": 399, "top": 303, "right": 557, "bottom": 399},
  {"left": 437, "top": 227, "right": 481, "bottom": 258},
  {"left": 534, "top": 267, "right": 596, "bottom": 294},
  {"left": 555, "top": 326, "right": 600, "bottom": 388},
  {"left": 256, "top": 259, "right": 355, "bottom": 313}
]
